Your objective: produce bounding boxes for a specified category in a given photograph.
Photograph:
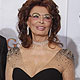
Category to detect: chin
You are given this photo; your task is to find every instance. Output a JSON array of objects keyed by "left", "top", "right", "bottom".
[
  {"left": 34, "top": 33, "right": 48, "bottom": 36},
  {"left": 32, "top": 30, "right": 48, "bottom": 36}
]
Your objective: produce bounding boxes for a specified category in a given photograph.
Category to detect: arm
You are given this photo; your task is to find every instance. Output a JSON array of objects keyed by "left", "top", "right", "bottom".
[
  {"left": 5, "top": 47, "right": 19, "bottom": 80},
  {"left": 59, "top": 49, "right": 75, "bottom": 80},
  {"left": 62, "top": 54, "right": 75, "bottom": 80},
  {"left": 62, "top": 60, "right": 75, "bottom": 80},
  {"left": 5, "top": 58, "right": 13, "bottom": 80}
]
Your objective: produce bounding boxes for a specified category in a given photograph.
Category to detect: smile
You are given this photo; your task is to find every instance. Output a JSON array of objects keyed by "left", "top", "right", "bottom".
[{"left": 36, "top": 26, "right": 46, "bottom": 31}]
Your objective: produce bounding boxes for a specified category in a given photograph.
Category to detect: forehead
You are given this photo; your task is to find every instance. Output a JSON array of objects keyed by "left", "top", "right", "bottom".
[{"left": 30, "top": 6, "right": 49, "bottom": 14}]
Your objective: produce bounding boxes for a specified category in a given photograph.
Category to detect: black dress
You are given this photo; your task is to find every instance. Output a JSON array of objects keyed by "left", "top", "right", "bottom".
[{"left": 13, "top": 68, "right": 63, "bottom": 80}]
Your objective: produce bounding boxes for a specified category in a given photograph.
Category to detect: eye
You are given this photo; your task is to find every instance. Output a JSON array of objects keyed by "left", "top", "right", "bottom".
[
  {"left": 44, "top": 15, "right": 51, "bottom": 20},
  {"left": 32, "top": 13, "right": 40, "bottom": 18}
]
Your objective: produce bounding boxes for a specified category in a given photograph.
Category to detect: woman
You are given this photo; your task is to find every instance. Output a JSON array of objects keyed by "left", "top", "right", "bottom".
[
  {"left": 0, "top": 35, "right": 8, "bottom": 80},
  {"left": 6, "top": 0, "right": 75, "bottom": 80}
]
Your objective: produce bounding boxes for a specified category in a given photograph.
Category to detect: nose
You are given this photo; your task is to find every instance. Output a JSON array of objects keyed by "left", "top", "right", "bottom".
[{"left": 39, "top": 16, "right": 44, "bottom": 24}]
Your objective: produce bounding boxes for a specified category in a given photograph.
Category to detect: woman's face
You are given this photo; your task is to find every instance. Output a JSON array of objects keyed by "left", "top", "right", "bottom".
[{"left": 27, "top": 6, "right": 52, "bottom": 36}]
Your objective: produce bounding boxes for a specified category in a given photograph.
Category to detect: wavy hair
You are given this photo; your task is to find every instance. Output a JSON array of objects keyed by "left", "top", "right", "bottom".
[{"left": 18, "top": 0, "right": 62, "bottom": 48}]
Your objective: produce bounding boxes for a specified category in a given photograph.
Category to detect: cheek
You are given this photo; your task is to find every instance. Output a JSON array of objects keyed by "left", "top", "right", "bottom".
[
  {"left": 45, "top": 22, "right": 52, "bottom": 29},
  {"left": 27, "top": 18, "right": 36, "bottom": 28},
  {"left": 45, "top": 23, "right": 52, "bottom": 33},
  {"left": 29, "top": 20, "right": 36, "bottom": 27}
]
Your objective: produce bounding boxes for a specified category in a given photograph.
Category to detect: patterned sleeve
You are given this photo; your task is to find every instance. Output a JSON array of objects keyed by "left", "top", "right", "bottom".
[
  {"left": 59, "top": 49, "right": 75, "bottom": 80},
  {"left": 6, "top": 47, "right": 20, "bottom": 80},
  {"left": 60, "top": 49, "right": 74, "bottom": 61}
]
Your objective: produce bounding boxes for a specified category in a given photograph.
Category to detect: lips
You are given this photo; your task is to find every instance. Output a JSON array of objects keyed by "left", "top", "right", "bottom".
[{"left": 36, "top": 26, "right": 46, "bottom": 31}]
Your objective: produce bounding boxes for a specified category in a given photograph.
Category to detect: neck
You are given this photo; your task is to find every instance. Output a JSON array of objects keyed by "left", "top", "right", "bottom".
[
  {"left": 32, "top": 34, "right": 49, "bottom": 46},
  {"left": 33, "top": 40, "right": 48, "bottom": 46},
  {"left": 32, "top": 34, "right": 48, "bottom": 42}
]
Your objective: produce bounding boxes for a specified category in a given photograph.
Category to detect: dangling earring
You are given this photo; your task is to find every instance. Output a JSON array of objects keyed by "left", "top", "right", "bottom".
[
  {"left": 27, "top": 26, "right": 29, "bottom": 35},
  {"left": 49, "top": 28, "right": 51, "bottom": 37}
]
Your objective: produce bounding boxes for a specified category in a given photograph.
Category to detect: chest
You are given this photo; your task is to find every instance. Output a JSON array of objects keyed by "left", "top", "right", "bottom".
[{"left": 13, "top": 53, "right": 63, "bottom": 78}]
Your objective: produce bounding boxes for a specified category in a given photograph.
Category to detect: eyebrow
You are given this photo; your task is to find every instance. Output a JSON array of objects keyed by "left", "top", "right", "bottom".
[{"left": 30, "top": 12, "right": 51, "bottom": 15}]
